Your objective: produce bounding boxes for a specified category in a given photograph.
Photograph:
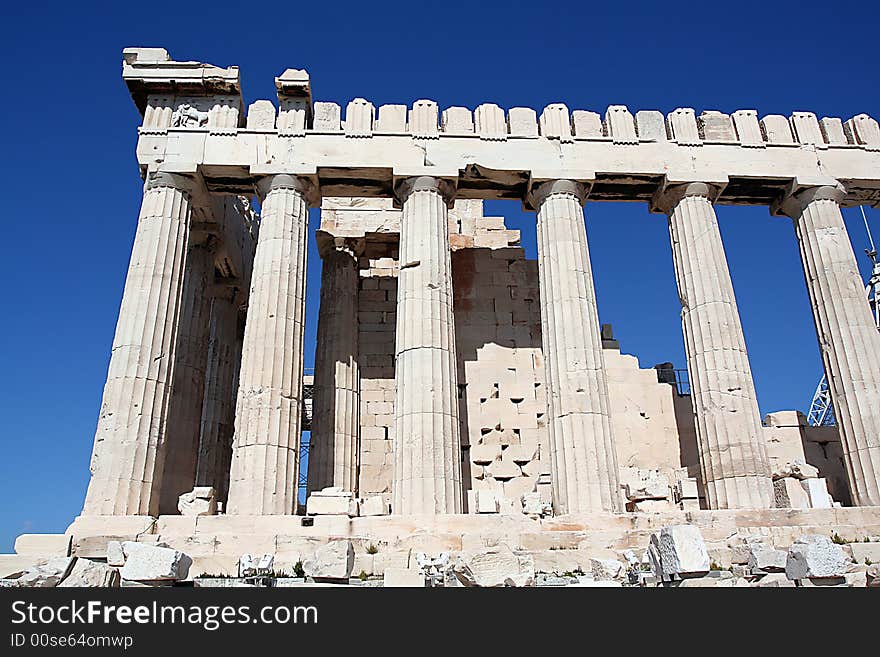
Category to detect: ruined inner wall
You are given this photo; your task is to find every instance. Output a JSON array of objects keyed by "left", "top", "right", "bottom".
[{"left": 321, "top": 198, "right": 708, "bottom": 511}]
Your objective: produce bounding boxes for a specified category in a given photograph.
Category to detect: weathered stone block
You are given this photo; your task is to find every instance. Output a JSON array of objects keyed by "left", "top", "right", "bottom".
[
  {"left": 650, "top": 525, "right": 710, "bottom": 578},
  {"left": 120, "top": 542, "right": 190, "bottom": 581},
  {"left": 785, "top": 535, "right": 847, "bottom": 580},
  {"left": 14, "top": 534, "right": 71, "bottom": 557},
  {"left": 303, "top": 540, "right": 354, "bottom": 580},
  {"left": 58, "top": 559, "right": 120, "bottom": 587},
  {"left": 178, "top": 487, "right": 217, "bottom": 516},
  {"left": 15, "top": 557, "right": 76, "bottom": 587},
  {"left": 453, "top": 545, "right": 534, "bottom": 587}
]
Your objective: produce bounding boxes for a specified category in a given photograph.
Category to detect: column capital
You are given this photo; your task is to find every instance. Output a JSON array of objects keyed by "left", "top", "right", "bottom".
[
  {"left": 145, "top": 170, "right": 199, "bottom": 196},
  {"left": 772, "top": 180, "right": 846, "bottom": 218},
  {"left": 316, "top": 233, "right": 365, "bottom": 260},
  {"left": 526, "top": 179, "right": 589, "bottom": 210},
  {"left": 255, "top": 174, "right": 319, "bottom": 206},
  {"left": 651, "top": 181, "right": 723, "bottom": 214},
  {"left": 393, "top": 175, "right": 456, "bottom": 208}
]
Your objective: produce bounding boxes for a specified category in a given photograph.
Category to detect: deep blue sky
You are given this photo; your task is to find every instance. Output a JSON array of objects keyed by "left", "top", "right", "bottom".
[{"left": 1, "top": 1, "right": 877, "bottom": 550}]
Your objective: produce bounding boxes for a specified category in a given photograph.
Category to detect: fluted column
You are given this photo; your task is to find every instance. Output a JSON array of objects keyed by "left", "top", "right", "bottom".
[
  {"left": 158, "top": 243, "right": 214, "bottom": 513},
  {"left": 308, "top": 242, "right": 360, "bottom": 493},
  {"left": 194, "top": 293, "right": 239, "bottom": 503},
  {"left": 658, "top": 182, "right": 773, "bottom": 509},
  {"left": 392, "top": 176, "right": 462, "bottom": 514},
  {"left": 778, "top": 185, "right": 880, "bottom": 506},
  {"left": 531, "top": 180, "right": 621, "bottom": 514},
  {"left": 83, "top": 171, "right": 194, "bottom": 516},
  {"left": 226, "top": 174, "right": 312, "bottom": 515}
]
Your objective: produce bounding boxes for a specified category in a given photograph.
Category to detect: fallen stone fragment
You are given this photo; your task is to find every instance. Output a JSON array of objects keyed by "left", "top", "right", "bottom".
[
  {"left": 785, "top": 535, "right": 847, "bottom": 580},
  {"left": 16, "top": 557, "right": 76, "bottom": 587},
  {"left": 772, "top": 461, "right": 819, "bottom": 481},
  {"left": 453, "top": 545, "right": 535, "bottom": 587},
  {"left": 650, "top": 525, "right": 710, "bottom": 578},
  {"left": 303, "top": 540, "right": 354, "bottom": 580},
  {"left": 58, "top": 559, "right": 120, "bottom": 587},
  {"left": 120, "top": 542, "right": 190, "bottom": 581},
  {"left": 106, "top": 541, "right": 125, "bottom": 567},
  {"left": 177, "top": 487, "right": 217, "bottom": 516},
  {"left": 748, "top": 543, "right": 787, "bottom": 574}
]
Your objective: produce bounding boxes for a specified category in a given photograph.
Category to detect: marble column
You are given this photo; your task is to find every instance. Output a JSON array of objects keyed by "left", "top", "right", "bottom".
[
  {"left": 158, "top": 243, "right": 214, "bottom": 514},
  {"left": 659, "top": 182, "right": 773, "bottom": 509},
  {"left": 531, "top": 180, "right": 621, "bottom": 514},
  {"left": 83, "top": 171, "right": 194, "bottom": 516},
  {"left": 226, "top": 174, "right": 312, "bottom": 515},
  {"left": 194, "top": 293, "right": 240, "bottom": 503},
  {"left": 778, "top": 185, "right": 880, "bottom": 506},
  {"left": 392, "top": 176, "right": 462, "bottom": 515},
  {"left": 308, "top": 242, "right": 360, "bottom": 494}
]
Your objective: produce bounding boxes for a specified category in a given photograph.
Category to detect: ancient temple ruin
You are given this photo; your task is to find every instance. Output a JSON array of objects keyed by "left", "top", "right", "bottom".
[{"left": 8, "top": 48, "right": 880, "bottom": 586}]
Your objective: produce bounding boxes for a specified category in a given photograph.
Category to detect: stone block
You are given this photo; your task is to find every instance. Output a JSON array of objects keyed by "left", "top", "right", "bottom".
[
  {"left": 772, "top": 461, "right": 819, "bottom": 481},
  {"left": 358, "top": 496, "right": 390, "bottom": 517},
  {"left": 470, "top": 444, "right": 500, "bottom": 465},
  {"left": 303, "top": 540, "right": 355, "bottom": 580},
  {"left": 635, "top": 110, "right": 666, "bottom": 141},
  {"left": 58, "top": 559, "right": 120, "bottom": 587},
  {"left": 14, "top": 534, "right": 71, "bottom": 557},
  {"left": 177, "top": 487, "right": 217, "bottom": 516},
  {"left": 650, "top": 525, "right": 710, "bottom": 578},
  {"left": 785, "top": 535, "right": 847, "bottom": 580},
  {"left": 675, "top": 478, "right": 699, "bottom": 501},
  {"left": 747, "top": 544, "right": 788, "bottom": 574},
  {"left": 475, "top": 490, "right": 501, "bottom": 514},
  {"left": 699, "top": 110, "right": 737, "bottom": 142},
  {"left": 246, "top": 100, "right": 276, "bottom": 130},
  {"left": 313, "top": 101, "right": 341, "bottom": 131},
  {"left": 801, "top": 478, "right": 833, "bottom": 509},
  {"left": 383, "top": 567, "right": 425, "bottom": 587},
  {"left": 307, "top": 488, "right": 357, "bottom": 516},
  {"left": 774, "top": 477, "right": 811, "bottom": 509},
  {"left": 106, "top": 541, "right": 125, "bottom": 567},
  {"left": 850, "top": 542, "right": 880, "bottom": 565},
  {"left": 621, "top": 468, "right": 670, "bottom": 501},
  {"left": 120, "top": 542, "right": 191, "bottom": 581},
  {"left": 508, "top": 107, "right": 538, "bottom": 137},
  {"left": 453, "top": 545, "right": 534, "bottom": 587}
]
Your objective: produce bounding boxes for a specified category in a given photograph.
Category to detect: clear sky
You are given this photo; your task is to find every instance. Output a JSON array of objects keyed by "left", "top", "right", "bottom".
[{"left": 1, "top": 1, "right": 878, "bottom": 550}]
